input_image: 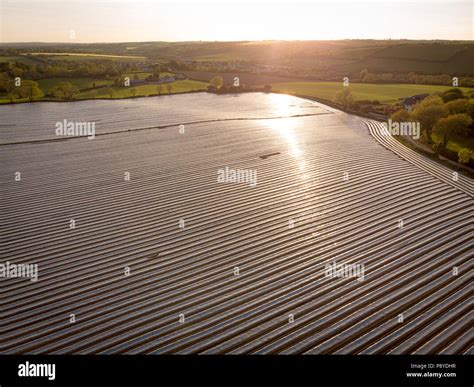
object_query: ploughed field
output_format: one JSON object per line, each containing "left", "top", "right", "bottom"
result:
{"left": 0, "top": 93, "right": 472, "bottom": 354}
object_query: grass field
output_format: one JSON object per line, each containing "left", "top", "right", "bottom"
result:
{"left": 3, "top": 40, "right": 474, "bottom": 76}
{"left": 271, "top": 82, "right": 473, "bottom": 104}
{"left": 78, "top": 80, "right": 209, "bottom": 99}
{"left": 0, "top": 80, "right": 208, "bottom": 103}
{"left": 37, "top": 77, "right": 114, "bottom": 92}
{"left": 123, "top": 72, "right": 153, "bottom": 80}
{"left": 0, "top": 55, "right": 41, "bottom": 65}
{"left": 122, "top": 72, "right": 175, "bottom": 80}
{"left": 23, "top": 52, "right": 147, "bottom": 61}
{"left": 36, "top": 73, "right": 179, "bottom": 93}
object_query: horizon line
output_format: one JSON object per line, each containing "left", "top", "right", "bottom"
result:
{"left": 2, "top": 38, "right": 473, "bottom": 45}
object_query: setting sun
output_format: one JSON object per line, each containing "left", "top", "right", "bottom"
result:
{"left": 1, "top": 0, "right": 472, "bottom": 42}
{"left": 0, "top": 0, "right": 472, "bottom": 382}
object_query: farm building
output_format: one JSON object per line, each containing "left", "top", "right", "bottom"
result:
{"left": 402, "top": 94, "right": 429, "bottom": 111}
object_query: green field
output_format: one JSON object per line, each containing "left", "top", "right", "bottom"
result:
{"left": 37, "top": 74, "right": 181, "bottom": 93}
{"left": 123, "top": 72, "right": 153, "bottom": 80}
{"left": 3, "top": 40, "right": 474, "bottom": 76}
{"left": 271, "top": 82, "right": 473, "bottom": 104}
{"left": 24, "top": 53, "right": 146, "bottom": 62}
{"left": 26, "top": 52, "right": 146, "bottom": 58}
{"left": 0, "top": 55, "right": 41, "bottom": 65}
{"left": 122, "top": 72, "right": 174, "bottom": 80}
{"left": 78, "top": 80, "right": 209, "bottom": 99}
{"left": 0, "top": 79, "right": 208, "bottom": 103}
{"left": 37, "top": 77, "right": 114, "bottom": 92}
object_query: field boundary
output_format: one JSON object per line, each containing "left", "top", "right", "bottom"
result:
{"left": 364, "top": 120, "right": 474, "bottom": 197}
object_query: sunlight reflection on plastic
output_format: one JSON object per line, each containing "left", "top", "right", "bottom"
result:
{"left": 262, "top": 117, "right": 302, "bottom": 158}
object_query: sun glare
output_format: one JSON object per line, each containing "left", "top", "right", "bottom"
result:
{"left": 263, "top": 118, "right": 302, "bottom": 158}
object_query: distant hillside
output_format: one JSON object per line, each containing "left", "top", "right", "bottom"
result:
{"left": 1, "top": 40, "right": 473, "bottom": 76}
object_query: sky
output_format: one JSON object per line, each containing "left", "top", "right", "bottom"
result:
{"left": 0, "top": 0, "right": 472, "bottom": 43}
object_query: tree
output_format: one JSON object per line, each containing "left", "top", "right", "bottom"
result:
{"left": 15, "top": 80, "right": 43, "bottom": 102}
{"left": 114, "top": 76, "right": 126, "bottom": 86}
{"left": 102, "top": 87, "right": 114, "bottom": 98}
{"left": 9, "top": 65, "right": 24, "bottom": 78}
{"left": 433, "top": 113, "right": 472, "bottom": 147}
{"left": 166, "top": 84, "right": 172, "bottom": 95}
{"left": 411, "top": 95, "right": 448, "bottom": 142}
{"left": 334, "top": 88, "right": 354, "bottom": 110}
{"left": 457, "top": 148, "right": 471, "bottom": 165}
{"left": 441, "top": 88, "right": 464, "bottom": 103}
{"left": 152, "top": 63, "right": 161, "bottom": 75}
{"left": 156, "top": 85, "right": 162, "bottom": 95}
{"left": 446, "top": 99, "right": 474, "bottom": 121}
{"left": 210, "top": 76, "right": 223, "bottom": 89}
{"left": 7, "top": 90, "right": 16, "bottom": 102}
{"left": 446, "top": 99, "right": 470, "bottom": 115}
{"left": 131, "top": 88, "right": 137, "bottom": 97}
{"left": 390, "top": 108, "right": 411, "bottom": 123}
{"left": 0, "top": 73, "right": 14, "bottom": 93}
{"left": 442, "top": 92, "right": 465, "bottom": 103}
{"left": 53, "top": 82, "right": 79, "bottom": 101}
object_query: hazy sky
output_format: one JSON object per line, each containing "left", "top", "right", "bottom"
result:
{"left": 1, "top": 0, "right": 472, "bottom": 42}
